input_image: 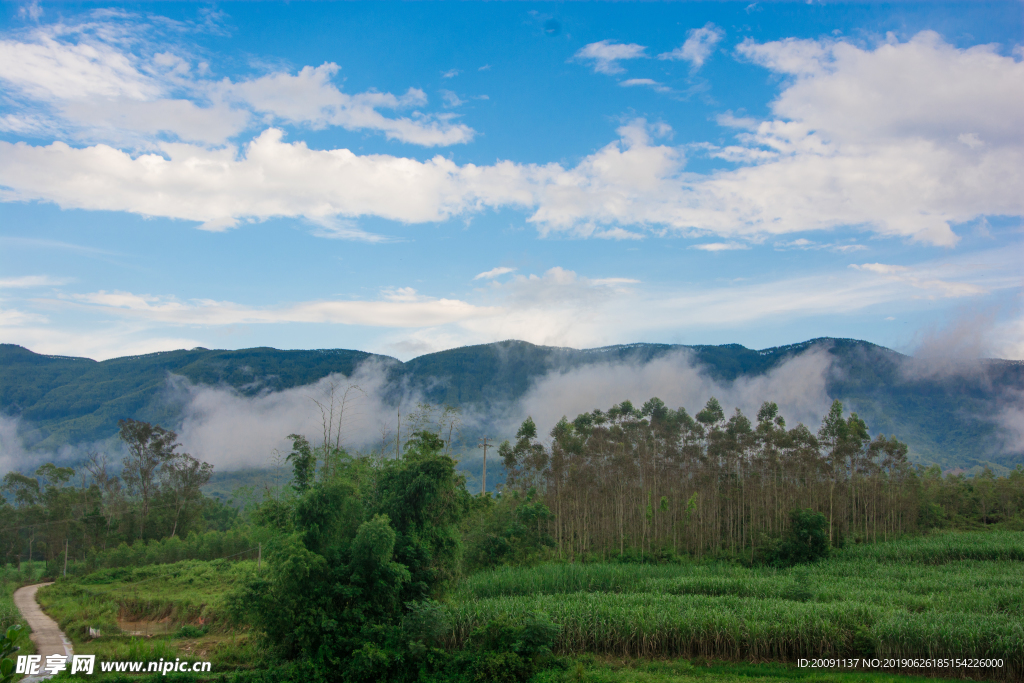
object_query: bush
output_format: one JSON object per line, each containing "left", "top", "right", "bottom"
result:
{"left": 174, "top": 624, "right": 209, "bottom": 638}
{"left": 768, "top": 508, "right": 829, "bottom": 567}
{"left": 919, "top": 502, "right": 946, "bottom": 529}
{"left": 446, "top": 614, "right": 561, "bottom": 683}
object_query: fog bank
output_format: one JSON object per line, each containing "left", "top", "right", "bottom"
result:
{"left": 510, "top": 346, "right": 835, "bottom": 438}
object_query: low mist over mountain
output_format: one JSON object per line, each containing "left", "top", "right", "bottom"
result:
{"left": 1, "top": 338, "right": 1022, "bottom": 476}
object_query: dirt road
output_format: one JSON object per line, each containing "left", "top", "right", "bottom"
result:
{"left": 12, "top": 583, "right": 73, "bottom": 682}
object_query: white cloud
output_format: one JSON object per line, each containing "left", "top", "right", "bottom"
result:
{"left": 0, "top": 306, "right": 47, "bottom": 326}
{"left": 515, "top": 346, "right": 834, "bottom": 439}
{"left": 474, "top": 266, "right": 516, "bottom": 280}
{"left": 0, "top": 28, "right": 1020, "bottom": 246}
{"left": 620, "top": 78, "right": 672, "bottom": 94}
{"left": 3, "top": 249, "right": 1016, "bottom": 361}
{"left": 0, "top": 128, "right": 534, "bottom": 230}
{"left": 59, "top": 287, "right": 498, "bottom": 328}
{"left": 0, "top": 275, "right": 69, "bottom": 288}
{"left": 0, "top": 15, "right": 473, "bottom": 148}
{"left": 736, "top": 31, "right": 1024, "bottom": 147}
{"left": 690, "top": 242, "right": 749, "bottom": 252}
{"left": 573, "top": 40, "right": 648, "bottom": 74}
{"left": 658, "top": 23, "right": 724, "bottom": 70}
{"left": 774, "top": 238, "right": 867, "bottom": 252}
{"left": 18, "top": 1, "right": 43, "bottom": 21}
{"left": 441, "top": 68, "right": 460, "bottom": 79}
{"left": 440, "top": 89, "right": 465, "bottom": 108}
{"left": 228, "top": 64, "right": 474, "bottom": 146}
{"left": 850, "top": 262, "right": 989, "bottom": 298}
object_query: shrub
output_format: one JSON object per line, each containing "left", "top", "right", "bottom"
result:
{"left": 770, "top": 508, "right": 829, "bottom": 567}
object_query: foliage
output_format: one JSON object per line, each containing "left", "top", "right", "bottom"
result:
{"left": 497, "top": 397, "right": 1024, "bottom": 565}
{"left": 0, "top": 422, "right": 218, "bottom": 572}
{"left": 444, "top": 613, "right": 561, "bottom": 683}
{"left": 767, "top": 509, "right": 830, "bottom": 567}
{"left": 0, "top": 624, "right": 21, "bottom": 683}
{"left": 285, "top": 435, "right": 316, "bottom": 494}
{"left": 174, "top": 624, "right": 209, "bottom": 638}
{"left": 462, "top": 489, "right": 555, "bottom": 572}
{"left": 63, "top": 528, "right": 258, "bottom": 576}
{"left": 231, "top": 442, "right": 471, "bottom": 681}
{"left": 38, "top": 559, "right": 257, "bottom": 640}
{"left": 445, "top": 531, "right": 1024, "bottom": 680}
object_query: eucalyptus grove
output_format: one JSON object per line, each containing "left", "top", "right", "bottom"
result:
{"left": 501, "top": 398, "right": 922, "bottom": 559}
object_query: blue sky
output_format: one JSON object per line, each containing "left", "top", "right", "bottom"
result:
{"left": 0, "top": 1, "right": 1021, "bottom": 362}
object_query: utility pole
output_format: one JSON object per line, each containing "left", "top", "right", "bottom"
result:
{"left": 63, "top": 539, "right": 68, "bottom": 578}
{"left": 478, "top": 436, "right": 490, "bottom": 495}
{"left": 257, "top": 543, "right": 262, "bottom": 572}
{"left": 396, "top": 410, "right": 401, "bottom": 460}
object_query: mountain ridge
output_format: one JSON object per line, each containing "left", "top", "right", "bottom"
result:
{"left": 2, "top": 339, "right": 1022, "bottom": 472}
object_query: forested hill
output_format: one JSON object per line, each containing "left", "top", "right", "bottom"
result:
{"left": 0, "top": 344, "right": 383, "bottom": 448}
{"left": 2, "top": 339, "right": 1022, "bottom": 472}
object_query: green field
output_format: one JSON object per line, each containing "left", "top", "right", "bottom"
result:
{"left": 444, "top": 532, "right": 1024, "bottom": 680}
{"left": 36, "top": 559, "right": 260, "bottom": 672}
{"left": 28, "top": 531, "right": 1022, "bottom": 682}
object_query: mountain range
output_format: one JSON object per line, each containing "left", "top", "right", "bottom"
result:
{"left": 1, "top": 338, "right": 1022, "bottom": 474}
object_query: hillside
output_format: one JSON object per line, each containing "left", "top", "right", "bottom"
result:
{"left": 1, "top": 339, "right": 1022, "bottom": 472}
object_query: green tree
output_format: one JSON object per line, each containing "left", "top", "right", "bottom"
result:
{"left": 774, "top": 508, "right": 830, "bottom": 566}
{"left": 164, "top": 453, "right": 213, "bottom": 537}
{"left": 285, "top": 434, "right": 316, "bottom": 493}
{"left": 118, "top": 419, "right": 179, "bottom": 540}
{"left": 233, "top": 439, "right": 470, "bottom": 682}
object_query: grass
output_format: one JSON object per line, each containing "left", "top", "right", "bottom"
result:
{"left": 0, "top": 561, "right": 46, "bottom": 663}
{"left": 38, "top": 558, "right": 256, "bottom": 639}
{"left": 35, "top": 558, "right": 263, "bottom": 674}
{"left": 533, "top": 657, "right": 1005, "bottom": 683}
{"left": 446, "top": 531, "right": 1024, "bottom": 680}
{"left": 27, "top": 531, "right": 1024, "bottom": 682}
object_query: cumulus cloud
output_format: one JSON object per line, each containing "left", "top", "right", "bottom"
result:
{"left": 659, "top": 23, "right": 724, "bottom": 70}
{"left": 0, "top": 13, "right": 473, "bottom": 148}
{"left": 573, "top": 40, "right": 648, "bottom": 74}
{"left": 0, "top": 18, "right": 1020, "bottom": 248}
{"left": 5, "top": 30, "right": 1020, "bottom": 245}
{"left": 736, "top": 32, "right": 1023, "bottom": 147}
{"left": 0, "top": 128, "right": 533, "bottom": 230}
{"left": 227, "top": 64, "right": 473, "bottom": 146}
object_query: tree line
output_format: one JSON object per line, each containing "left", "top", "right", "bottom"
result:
{"left": 498, "top": 397, "right": 1024, "bottom": 562}
{"left": 0, "top": 420, "right": 229, "bottom": 570}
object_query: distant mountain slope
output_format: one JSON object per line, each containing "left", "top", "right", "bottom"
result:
{"left": 0, "top": 344, "right": 386, "bottom": 449}
{"left": 1, "top": 339, "right": 1021, "bottom": 471}
{"left": 398, "top": 338, "right": 836, "bottom": 409}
